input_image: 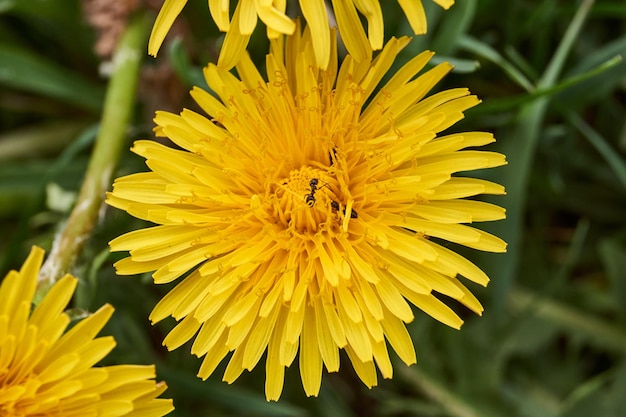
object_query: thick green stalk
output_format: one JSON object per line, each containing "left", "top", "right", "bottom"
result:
{"left": 36, "top": 14, "right": 149, "bottom": 295}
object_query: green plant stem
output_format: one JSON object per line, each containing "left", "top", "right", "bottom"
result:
{"left": 397, "top": 366, "right": 488, "bottom": 417}
{"left": 36, "top": 14, "right": 149, "bottom": 296}
{"left": 509, "top": 287, "right": 626, "bottom": 353}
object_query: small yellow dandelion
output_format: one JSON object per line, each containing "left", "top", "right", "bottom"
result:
{"left": 0, "top": 247, "right": 174, "bottom": 416}
{"left": 148, "top": 0, "right": 455, "bottom": 69}
{"left": 110, "top": 23, "right": 505, "bottom": 401}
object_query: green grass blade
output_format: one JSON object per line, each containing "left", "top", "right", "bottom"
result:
{"left": 430, "top": 0, "right": 477, "bottom": 55}
{"left": 397, "top": 365, "right": 491, "bottom": 417}
{"left": 458, "top": 36, "right": 534, "bottom": 91}
{"left": 598, "top": 238, "right": 626, "bottom": 322}
{"left": 566, "top": 111, "right": 626, "bottom": 190}
{"left": 474, "top": 55, "right": 621, "bottom": 114}
{"left": 479, "top": 0, "right": 596, "bottom": 314}
{"left": 0, "top": 45, "right": 104, "bottom": 111}
{"left": 509, "top": 287, "right": 626, "bottom": 353}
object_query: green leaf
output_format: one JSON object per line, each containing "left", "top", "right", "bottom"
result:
{"left": 557, "top": 34, "right": 626, "bottom": 107}
{"left": 559, "top": 372, "right": 612, "bottom": 417}
{"left": 458, "top": 36, "right": 534, "bottom": 91}
{"left": 474, "top": 55, "right": 622, "bottom": 114}
{"left": 607, "top": 362, "right": 626, "bottom": 417}
{"left": 476, "top": 0, "right": 597, "bottom": 315}
{"left": 2, "top": 0, "right": 77, "bottom": 19}
{"left": 431, "top": 0, "right": 477, "bottom": 55}
{"left": 2, "top": 0, "right": 97, "bottom": 70}
{"left": 0, "top": 45, "right": 104, "bottom": 111}
{"left": 598, "top": 239, "right": 626, "bottom": 322}
{"left": 0, "top": 122, "right": 88, "bottom": 161}
{"left": 566, "top": 110, "right": 626, "bottom": 190}
{"left": 509, "top": 287, "right": 626, "bottom": 353}
{"left": 430, "top": 55, "right": 480, "bottom": 73}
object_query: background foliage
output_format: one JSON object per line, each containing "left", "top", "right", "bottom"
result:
{"left": 1, "top": 0, "right": 625, "bottom": 416}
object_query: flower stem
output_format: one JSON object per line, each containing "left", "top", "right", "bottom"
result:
{"left": 37, "top": 13, "right": 149, "bottom": 297}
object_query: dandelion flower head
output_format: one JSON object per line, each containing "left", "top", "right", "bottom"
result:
{"left": 109, "top": 24, "right": 506, "bottom": 400}
{"left": 0, "top": 247, "right": 174, "bottom": 416}
{"left": 148, "top": 0, "right": 455, "bottom": 69}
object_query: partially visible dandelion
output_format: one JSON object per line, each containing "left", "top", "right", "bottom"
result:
{"left": 398, "top": 0, "right": 455, "bottom": 34}
{"left": 148, "top": 0, "right": 455, "bottom": 69}
{"left": 110, "top": 23, "right": 505, "bottom": 401}
{"left": 0, "top": 246, "right": 174, "bottom": 416}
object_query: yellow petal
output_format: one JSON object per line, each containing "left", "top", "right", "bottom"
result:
{"left": 299, "top": 0, "right": 331, "bottom": 69}
{"left": 397, "top": 0, "right": 427, "bottom": 35}
{"left": 299, "top": 307, "right": 322, "bottom": 397}
{"left": 331, "top": 0, "right": 372, "bottom": 63}
{"left": 353, "top": 0, "right": 384, "bottom": 50}
{"left": 208, "top": 0, "right": 231, "bottom": 31}
{"left": 148, "top": 0, "right": 188, "bottom": 57}
{"left": 254, "top": 0, "right": 295, "bottom": 35}
{"left": 218, "top": 3, "right": 253, "bottom": 69}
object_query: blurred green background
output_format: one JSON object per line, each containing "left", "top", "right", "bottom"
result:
{"left": 1, "top": 0, "right": 626, "bottom": 416}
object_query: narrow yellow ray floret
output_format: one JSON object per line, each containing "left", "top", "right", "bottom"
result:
{"left": 148, "top": 0, "right": 455, "bottom": 69}
{"left": 111, "top": 23, "right": 505, "bottom": 401}
{"left": 0, "top": 247, "right": 174, "bottom": 416}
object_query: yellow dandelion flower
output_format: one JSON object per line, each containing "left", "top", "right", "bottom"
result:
{"left": 110, "top": 24, "right": 506, "bottom": 401}
{"left": 148, "top": 0, "right": 454, "bottom": 69}
{"left": 0, "top": 247, "right": 174, "bottom": 416}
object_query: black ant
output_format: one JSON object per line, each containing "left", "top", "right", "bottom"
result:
{"left": 305, "top": 178, "right": 358, "bottom": 219}
{"left": 330, "top": 200, "right": 358, "bottom": 219}
{"left": 305, "top": 178, "right": 323, "bottom": 207}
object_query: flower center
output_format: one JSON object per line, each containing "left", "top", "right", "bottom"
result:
{"left": 273, "top": 166, "right": 345, "bottom": 235}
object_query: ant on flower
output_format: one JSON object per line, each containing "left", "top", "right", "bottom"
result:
{"left": 304, "top": 178, "right": 322, "bottom": 207}
{"left": 330, "top": 200, "right": 358, "bottom": 219}
{"left": 304, "top": 177, "right": 358, "bottom": 219}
